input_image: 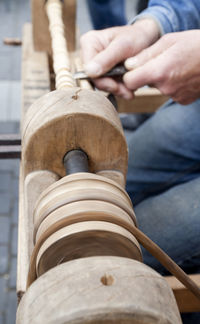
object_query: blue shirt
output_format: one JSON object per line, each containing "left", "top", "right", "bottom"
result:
{"left": 131, "top": 0, "right": 200, "bottom": 34}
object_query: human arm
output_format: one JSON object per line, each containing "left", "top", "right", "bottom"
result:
{"left": 130, "top": 0, "right": 200, "bottom": 35}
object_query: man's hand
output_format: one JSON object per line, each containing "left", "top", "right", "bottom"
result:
{"left": 80, "top": 19, "right": 160, "bottom": 99}
{"left": 124, "top": 30, "right": 200, "bottom": 105}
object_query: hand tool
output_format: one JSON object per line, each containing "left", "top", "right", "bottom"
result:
{"left": 74, "top": 64, "right": 127, "bottom": 80}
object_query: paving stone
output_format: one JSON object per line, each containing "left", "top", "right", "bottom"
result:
{"left": 0, "top": 173, "right": 12, "bottom": 193}
{"left": 0, "top": 277, "right": 8, "bottom": 313}
{"left": 5, "top": 291, "right": 17, "bottom": 324}
{"left": 13, "top": 161, "right": 20, "bottom": 179}
{"left": 11, "top": 199, "right": 18, "bottom": 226}
{"left": 11, "top": 226, "right": 18, "bottom": 257}
{"left": 0, "top": 246, "right": 9, "bottom": 275}
{"left": 0, "top": 121, "right": 19, "bottom": 134}
{"left": 8, "top": 257, "right": 17, "bottom": 290}
{"left": 0, "top": 217, "right": 10, "bottom": 244}
{"left": 0, "top": 313, "right": 5, "bottom": 324}
{"left": 0, "top": 160, "right": 19, "bottom": 174}
{"left": 11, "top": 179, "right": 19, "bottom": 198}
{"left": 0, "top": 193, "right": 11, "bottom": 215}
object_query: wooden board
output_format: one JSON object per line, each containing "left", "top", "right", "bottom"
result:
{"left": 117, "top": 88, "right": 169, "bottom": 113}
{"left": 17, "top": 23, "right": 52, "bottom": 299}
{"left": 21, "top": 23, "right": 50, "bottom": 120}
{"left": 166, "top": 274, "right": 200, "bottom": 313}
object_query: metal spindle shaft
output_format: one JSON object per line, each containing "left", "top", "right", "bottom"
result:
{"left": 63, "top": 149, "right": 89, "bottom": 175}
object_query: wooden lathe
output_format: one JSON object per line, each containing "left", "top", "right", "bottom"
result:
{"left": 15, "top": 1, "right": 200, "bottom": 323}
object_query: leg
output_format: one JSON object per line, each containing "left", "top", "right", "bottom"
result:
{"left": 87, "top": 0, "right": 127, "bottom": 30}
{"left": 126, "top": 99, "right": 200, "bottom": 323}
{"left": 126, "top": 99, "right": 200, "bottom": 205}
{"left": 134, "top": 177, "right": 200, "bottom": 273}
{"left": 135, "top": 178, "right": 200, "bottom": 324}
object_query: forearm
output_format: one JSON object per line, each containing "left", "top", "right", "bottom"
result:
{"left": 130, "top": 0, "right": 200, "bottom": 35}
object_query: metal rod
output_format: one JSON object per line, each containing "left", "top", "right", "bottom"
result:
{"left": 63, "top": 150, "right": 89, "bottom": 175}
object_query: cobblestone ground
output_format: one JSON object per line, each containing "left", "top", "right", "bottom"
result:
{"left": 0, "top": 122, "right": 20, "bottom": 324}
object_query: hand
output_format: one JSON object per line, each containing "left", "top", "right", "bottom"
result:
{"left": 80, "top": 19, "right": 160, "bottom": 99}
{"left": 124, "top": 30, "right": 200, "bottom": 105}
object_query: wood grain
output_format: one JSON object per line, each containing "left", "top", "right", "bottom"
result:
{"left": 33, "top": 173, "right": 135, "bottom": 237}
{"left": 36, "top": 221, "right": 142, "bottom": 276}
{"left": 166, "top": 274, "right": 200, "bottom": 313}
{"left": 22, "top": 89, "right": 128, "bottom": 178}
{"left": 17, "top": 257, "right": 182, "bottom": 324}
{"left": 35, "top": 200, "right": 135, "bottom": 243}
{"left": 21, "top": 24, "right": 50, "bottom": 120}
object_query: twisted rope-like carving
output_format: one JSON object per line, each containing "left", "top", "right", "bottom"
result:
{"left": 46, "top": 0, "right": 76, "bottom": 89}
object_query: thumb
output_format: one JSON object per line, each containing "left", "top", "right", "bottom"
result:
{"left": 85, "top": 38, "right": 133, "bottom": 78}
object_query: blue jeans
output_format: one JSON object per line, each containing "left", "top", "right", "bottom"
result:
{"left": 87, "top": 0, "right": 126, "bottom": 30}
{"left": 125, "top": 99, "right": 200, "bottom": 322}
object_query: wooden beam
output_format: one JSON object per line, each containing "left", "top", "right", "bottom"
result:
{"left": 166, "top": 274, "right": 200, "bottom": 313}
{"left": 17, "top": 23, "right": 51, "bottom": 299}
{"left": 117, "top": 88, "right": 168, "bottom": 113}
{"left": 21, "top": 23, "right": 50, "bottom": 120}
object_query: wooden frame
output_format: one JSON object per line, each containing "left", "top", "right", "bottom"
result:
{"left": 17, "top": 2, "right": 200, "bottom": 318}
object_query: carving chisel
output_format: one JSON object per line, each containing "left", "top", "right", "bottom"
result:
{"left": 74, "top": 65, "right": 127, "bottom": 80}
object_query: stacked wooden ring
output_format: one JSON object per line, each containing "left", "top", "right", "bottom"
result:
{"left": 28, "top": 172, "right": 142, "bottom": 283}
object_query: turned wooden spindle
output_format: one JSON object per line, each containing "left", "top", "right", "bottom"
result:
{"left": 46, "top": 0, "right": 76, "bottom": 89}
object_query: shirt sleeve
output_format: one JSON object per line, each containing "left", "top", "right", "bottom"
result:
{"left": 129, "top": 0, "right": 200, "bottom": 35}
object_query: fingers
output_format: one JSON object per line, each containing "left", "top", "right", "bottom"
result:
{"left": 124, "top": 33, "right": 175, "bottom": 71}
{"left": 81, "top": 27, "right": 124, "bottom": 77}
{"left": 81, "top": 31, "right": 105, "bottom": 64}
{"left": 123, "top": 57, "right": 164, "bottom": 91}
{"left": 84, "top": 39, "right": 133, "bottom": 77}
{"left": 81, "top": 26, "right": 138, "bottom": 78}
{"left": 94, "top": 77, "right": 134, "bottom": 100}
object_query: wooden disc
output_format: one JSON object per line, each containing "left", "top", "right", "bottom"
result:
{"left": 22, "top": 88, "right": 128, "bottom": 178}
{"left": 33, "top": 173, "right": 136, "bottom": 234}
{"left": 35, "top": 200, "right": 136, "bottom": 243}
{"left": 36, "top": 221, "right": 142, "bottom": 276}
{"left": 17, "top": 257, "right": 182, "bottom": 324}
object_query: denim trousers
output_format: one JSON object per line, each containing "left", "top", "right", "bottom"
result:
{"left": 87, "top": 0, "right": 126, "bottom": 29}
{"left": 125, "top": 99, "right": 200, "bottom": 322}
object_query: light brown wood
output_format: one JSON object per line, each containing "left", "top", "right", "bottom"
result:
{"left": 33, "top": 173, "right": 135, "bottom": 236}
{"left": 96, "top": 170, "right": 125, "bottom": 188}
{"left": 166, "top": 274, "right": 200, "bottom": 313}
{"left": 17, "top": 24, "right": 52, "bottom": 299}
{"left": 35, "top": 200, "right": 135, "bottom": 242}
{"left": 17, "top": 257, "right": 182, "bottom": 324}
{"left": 17, "top": 170, "right": 59, "bottom": 299}
{"left": 4, "top": 37, "right": 22, "bottom": 46}
{"left": 36, "top": 222, "right": 142, "bottom": 276}
{"left": 22, "top": 89, "right": 128, "bottom": 178}
{"left": 117, "top": 88, "right": 168, "bottom": 113}
{"left": 46, "top": 0, "right": 76, "bottom": 89}
{"left": 24, "top": 171, "right": 59, "bottom": 255}
{"left": 32, "top": 0, "right": 76, "bottom": 54}
{"left": 21, "top": 23, "right": 50, "bottom": 120}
